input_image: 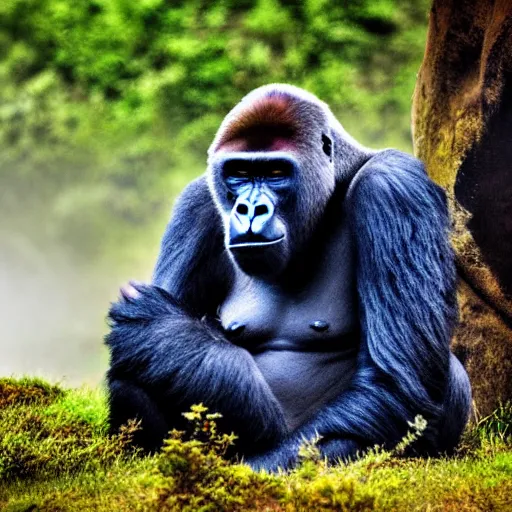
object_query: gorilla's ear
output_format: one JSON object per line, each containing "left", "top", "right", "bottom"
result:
{"left": 322, "top": 133, "right": 333, "bottom": 161}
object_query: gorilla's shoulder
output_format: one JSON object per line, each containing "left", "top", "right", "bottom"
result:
{"left": 347, "top": 149, "right": 446, "bottom": 210}
{"left": 172, "top": 174, "right": 217, "bottom": 216}
{"left": 168, "top": 175, "right": 223, "bottom": 232}
{"left": 158, "top": 174, "right": 223, "bottom": 268}
{"left": 153, "top": 174, "right": 225, "bottom": 291}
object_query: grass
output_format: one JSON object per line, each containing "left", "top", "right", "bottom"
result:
{"left": 0, "top": 378, "right": 511, "bottom": 511}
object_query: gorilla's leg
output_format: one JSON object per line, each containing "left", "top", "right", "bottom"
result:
{"left": 317, "top": 356, "right": 471, "bottom": 461}
{"left": 109, "top": 379, "right": 170, "bottom": 452}
{"left": 106, "top": 283, "right": 287, "bottom": 454}
{"left": 436, "top": 353, "right": 472, "bottom": 453}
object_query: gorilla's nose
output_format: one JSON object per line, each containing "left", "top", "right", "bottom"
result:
{"left": 233, "top": 194, "right": 274, "bottom": 235}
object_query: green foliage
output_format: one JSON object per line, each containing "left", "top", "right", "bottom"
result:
{"left": 180, "top": 403, "right": 238, "bottom": 452}
{"left": 475, "top": 402, "right": 512, "bottom": 445}
{"left": 459, "top": 402, "right": 512, "bottom": 457}
{"left": 1, "top": 379, "right": 512, "bottom": 511}
{"left": 0, "top": 0, "right": 430, "bottom": 274}
{"left": 153, "top": 425, "right": 281, "bottom": 511}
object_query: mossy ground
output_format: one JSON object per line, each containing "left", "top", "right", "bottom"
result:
{"left": 1, "top": 378, "right": 511, "bottom": 511}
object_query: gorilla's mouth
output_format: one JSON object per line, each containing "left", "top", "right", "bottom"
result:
{"left": 229, "top": 235, "right": 285, "bottom": 250}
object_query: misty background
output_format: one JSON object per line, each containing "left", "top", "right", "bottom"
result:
{"left": 0, "top": 0, "right": 429, "bottom": 385}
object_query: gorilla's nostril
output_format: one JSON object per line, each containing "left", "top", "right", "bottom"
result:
{"left": 255, "top": 204, "right": 269, "bottom": 216}
{"left": 237, "top": 203, "right": 249, "bottom": 215}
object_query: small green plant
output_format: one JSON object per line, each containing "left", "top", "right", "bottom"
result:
{"left": 152, "top": 404, "right": 281, "bottom": 511}
{"left": 476, "top": 402, "right": 512, "bottom": 443}
{"left": 459, "top": 401, "right": 512, "bottom": 456}
{"left": 393, "top": 415, "right": 428, "bottom": 455}
{"left": 180, "top": 403, "right": 237, "bottom": 455}
{"left": 297, "top": 431, "right": 323, "bottom": 464}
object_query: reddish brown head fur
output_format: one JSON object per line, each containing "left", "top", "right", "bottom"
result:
{"left": 213, "top": 93, "right": 301, "bottom": 153}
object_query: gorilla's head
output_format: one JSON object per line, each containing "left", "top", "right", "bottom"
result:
{"left": 207, "top": 84, "right": 370, "bottom": 279}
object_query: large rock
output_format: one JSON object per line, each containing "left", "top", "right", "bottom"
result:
{"left": 412, "top": 0, "right": 512, "bottom": 417}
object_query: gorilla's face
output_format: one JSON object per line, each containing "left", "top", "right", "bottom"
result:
{"left": 211, "top": 153, "right": 297, "bottom": 277}
{"left": 207, "top": 84, "right": 367, "bottom": 279}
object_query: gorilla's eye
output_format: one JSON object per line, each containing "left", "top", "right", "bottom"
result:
{"left": 223, "top": 158, "right": 293, "bottom": 181}
{"left": 322, "top": 134, "right": 332, "bottom": 159}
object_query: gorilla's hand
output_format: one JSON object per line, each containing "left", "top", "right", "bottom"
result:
{"left": 113, "top": 282, "right": 223, "bottom": 340}
{"left": 245, "top": 442, "right": 300, "bottom": 472}
{"left": 110, "top": 282, "right": 184, "bottom": 325}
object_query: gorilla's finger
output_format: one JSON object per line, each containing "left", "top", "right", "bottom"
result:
{"left": 120, "top": 282, "right": 141, "bottom": 301}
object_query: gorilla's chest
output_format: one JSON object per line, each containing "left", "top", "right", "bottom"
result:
{"left": 219, "top": 221, "right": 359, "bottom": 430}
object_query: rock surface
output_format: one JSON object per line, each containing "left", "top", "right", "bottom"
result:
{"left": 412, "top": 0, "right": 512, "bottom": 417}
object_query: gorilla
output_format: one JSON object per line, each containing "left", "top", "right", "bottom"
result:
{"left": 106, "top": 84, "right": 472, "bottom": 471}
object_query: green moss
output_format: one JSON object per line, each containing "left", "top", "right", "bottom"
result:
{"left": 0, "top": 379, "right": 137, "bottom": 482}
{"left": 0, "top": 377, "right": 63, "bottom": 408}
{"left": 1, "top": 378, "right": 511, "bottom": 511}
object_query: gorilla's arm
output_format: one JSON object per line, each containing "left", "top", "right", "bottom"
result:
{"left": 248, "top": 150, "right": 468, "bottom": 470}
{"left": 152, "top": 177, "right": 230, "bottom": 313}
{"left": 106, "top": 177, "right": 287, "bottom": 452}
